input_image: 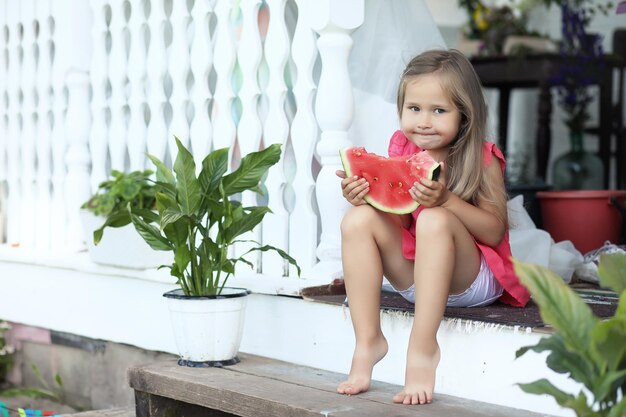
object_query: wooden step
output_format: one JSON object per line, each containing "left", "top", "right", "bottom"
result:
{"left": 128, "top": 354, "right": 552, "bottom": 417}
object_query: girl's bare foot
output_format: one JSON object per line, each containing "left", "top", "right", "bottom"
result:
{"left": 392, "top": 344, "right": 440, "bottom": 405}
{"left": 337, "top": 335, "right": 388, "bottom": 395}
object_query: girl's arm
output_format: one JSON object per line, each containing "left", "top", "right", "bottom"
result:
{"left": 411, "top": 158, "right": 507, "bottom": 247}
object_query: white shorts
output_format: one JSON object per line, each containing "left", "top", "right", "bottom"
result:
{"left": 391, "top": 254, "right": 504, "bottom": 308}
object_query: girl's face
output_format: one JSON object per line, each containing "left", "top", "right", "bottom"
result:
{"left": 400, "top": 73, "right": 461, "bottom": 161}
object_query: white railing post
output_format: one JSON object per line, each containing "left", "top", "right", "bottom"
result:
{"left": 0, "top": 0, "right": 7, "bottom": 243}
{"left": 288, "top": 0, "right": 319, "bottom": 278}
{"left": 52, "top": 0, "right": 93, "bottom": 250}
{"left": 64, "top": 71, "right": 92, "bottom": 250}
{"left": 310, "top": 0, "right": 364, "bottom": 279}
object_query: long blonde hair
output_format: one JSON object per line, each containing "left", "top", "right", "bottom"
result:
{"left": 397, "top": 49, "right": 508, "bottom": 227}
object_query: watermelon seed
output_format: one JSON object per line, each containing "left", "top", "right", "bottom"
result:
{"left": 389, "top": 183, "right": 393, "bottom": 188}
{"left": 398, "top": 182, "right": 403, "bottom": 187}
{"left": 373, "top": 177, "right": 378, "bottom": 181}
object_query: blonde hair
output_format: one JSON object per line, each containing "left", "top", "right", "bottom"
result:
{"left": 397, "top": 49, "right": 508, "bottom": 227}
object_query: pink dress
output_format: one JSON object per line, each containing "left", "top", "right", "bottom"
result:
{"left": 388, "top": 130, "right": 530, "bottom": 307}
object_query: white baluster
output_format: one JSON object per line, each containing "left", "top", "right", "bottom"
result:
{"left": 19, "top": 0, "right": 37, "bottom": 248}
{"left": 0, "top": 0, "right": 7, "bottom": 243}
{"left": 310, "top": 0, "right": 364, "bottom": 279}
{"left": 261, "top": 0, "right": 289, "bottom": 276}
{"left": 49, "top": 12, "right": 67, "bottom": 248}
{"left": 36, "top": 0, "right": 54, "bottom": 250}
{"left": 6, "top": 2, "right": 22, "bottom": 245}
{"left": 211, "top": 0, "right": 236, "bottom": 155}
{"left": 235, "top": 0, "right": 263, "bottom": 270}
{"left": 89, "top": 0, "right": 111, "bottom": 191}
{"left": 64, "top": 71, "right": 92, "bottom": 250}
{"left": 288, "top": 0, "right": 318, "bottom": 277}
{"left": 108, "top": 0, "right": 129, "bottom": 171}
{"left": 146, "top": 0, "right": 168, "bottom": 161}
{"left": 189, "top": 0, "right": 214, "bottom": 165}
{"left": 168, "top": 0, "right": 191, "bottom": 158}
{"left": 127, "top": 0, "right": 148, "bottom": 171}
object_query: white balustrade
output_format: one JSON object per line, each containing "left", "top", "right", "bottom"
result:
{"left": 211, "top": 0, "right": 236, "bottom": 154}
{"left": 289, "top": 0, "right": 318, "bottom": 277}
{"left": 64, "top": 71, "right": 92, "bottom": 250}
{"left": 20, "top": 0, "right": 37, "bottom": 248}
{"left": 127, "top": 0, "right": 148, "bottom": 171}
{"left": 261, "top": 0, "right": 290, "bottom": 276}
{"left": 36, "top": 0, "right": 54, "bottom": 250}
{"left": 234, "top": 0, "right": 263, "bottom": 271}
{"left": 0, "top": 0, "right": 370, "bottom": 286}
{"left": 6, "top": 1, "right": 22, "bottom": 245}
{"left": 168, "top": 0, "right": 191, "bottom": 157}
{"left": 49, "top": 9, "right": 68, "bottom": 249}
{"left": 89, "top": 0, "right": 111, "bottom": 190}
{"left": 0, "top": 0, "right": 9, "bottom": 243}
{"left": 189, "top": 0, "right": 214, "bottom": 165}
{"left": 146, "top": 0, "right": 168, "bottom": 161}
{"left": 108, "top": 0, "right": 129, "bottom": 172}
{"left": 310, "top": 0, "right": 364, "bottom": 279}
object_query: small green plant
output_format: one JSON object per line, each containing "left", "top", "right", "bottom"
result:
{"left": 0, "top": 364, "right": 64, "bottom": 403}
{"left": 514, "top": 252, "right": 626, "bottom": 416}
{"left": 82, "top": 169, "right": 158, "bottom": 245}
{"left": 129, "top": 138, "right": 300, "bottom": 296}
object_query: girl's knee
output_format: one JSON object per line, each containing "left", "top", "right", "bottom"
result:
{"left": 414, "top": 207, "right": 455, "bottom": 236}
{"left": 341, "top": 205, "right": 378, "bottom": 236}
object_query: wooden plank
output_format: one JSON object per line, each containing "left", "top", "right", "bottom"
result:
{"left": 128, "top": 356, "right": 551, "bottom": 417}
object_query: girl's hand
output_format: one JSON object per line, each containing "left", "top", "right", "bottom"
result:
{"left": 336, "top": 170, "right": 369, "bottom": 206}
{"left": 409, "top": 162, "right": 449, "bottom": 208}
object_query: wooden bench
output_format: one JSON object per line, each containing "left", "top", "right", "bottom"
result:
{"left": 128, "top": 354, "right": 551, "bottom": 417}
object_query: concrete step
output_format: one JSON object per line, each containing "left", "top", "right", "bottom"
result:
{"left": 128, "top": 354, "right": 554, "bottom": 417}
{"left": 61, "top": 407, "right": 135, "bottom": 417}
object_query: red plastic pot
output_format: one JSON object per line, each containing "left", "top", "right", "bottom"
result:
{"left": 536, "top": 190, "right": 626, "bottom": 254}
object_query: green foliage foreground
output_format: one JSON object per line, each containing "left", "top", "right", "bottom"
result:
{"left": 514, "top": 253, "right": 626, "bottom": 416}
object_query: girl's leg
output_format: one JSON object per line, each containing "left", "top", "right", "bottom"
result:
{"left": 393, "top": 207, "right": 481, "bottom": 405}
{"left": 337, "top": 205, "right": 414, "bottom": 395}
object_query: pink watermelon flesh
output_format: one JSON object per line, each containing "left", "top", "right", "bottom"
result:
{"left": 339, "top": 147, "right": 441, "bottom": 214}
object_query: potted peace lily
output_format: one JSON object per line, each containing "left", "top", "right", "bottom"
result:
{"left": 130, "top": 138, "right": 299, "bottom": 367}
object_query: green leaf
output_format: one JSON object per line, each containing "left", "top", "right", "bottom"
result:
{"left": 92, "top": 210, "right": 131, "bottom": 245}
{"left": 223, "top": 206, "right": 270, "bottom": 243}
{"left": 242, "top": 244, "right": 301, "bottom": 276}
{"left": 148, "top": 154, "right": 175, "bottom": 185}
{"left": 598, "top": 252, "right": 626, "bottom": 294}
{"left": 518, "top": 380, "right": 594, "bottom": 415}
{"left": 199, "top": 147, "right": 229, "bottom": 196}
{"left": 513, "top": 260, "right": 598, "bottom": 354}
{"left": 161, "top": 208, "right": 185, "bottom": 230}
{"left": 591, "top": 368, "right": 626, "bottom": 404}
{"left": 607, "top": 396, "right": 626, "bottom": 417}
{"left": 173, "top": 137, "right": 202, "bottom": 215}
{"left": 593, "top": 316, "right": 626, "bottom": 372}
{"left": 163, "top": 218, "right": 189, "bottom": 247}
{"left": 222, "top": 144, "right": 281, "bottom": 196}
{"left": 174, "top": 244, "right": 191, "bottom": 275}
{"left": 130, "top": 213, "right": 173, "bottom": 251}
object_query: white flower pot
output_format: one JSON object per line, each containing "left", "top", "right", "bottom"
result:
{"left": 163, "top": 288, "right": 250, "bottom": 367}
{"left": 80, "top": 209, "right": 171, "bottom": 269}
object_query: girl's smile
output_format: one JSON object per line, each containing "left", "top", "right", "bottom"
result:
{"left": 400, "top": 74, "right": 461, "bottom": 161}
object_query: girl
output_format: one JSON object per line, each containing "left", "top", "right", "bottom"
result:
{"left": 335, "top": 49, "right": 530, "bottom": 405}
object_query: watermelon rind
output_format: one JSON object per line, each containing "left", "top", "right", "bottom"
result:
{"left": 339, "top": 148, "right": 441, "bottom": 215}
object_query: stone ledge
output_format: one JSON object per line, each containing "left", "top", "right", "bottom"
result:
{"left": 128, "top": 354, "right": 553, "bottom": 417}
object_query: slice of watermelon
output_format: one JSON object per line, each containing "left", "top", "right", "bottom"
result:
{"left": 339, "top": 147, "right": 441, "bottom": 214}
